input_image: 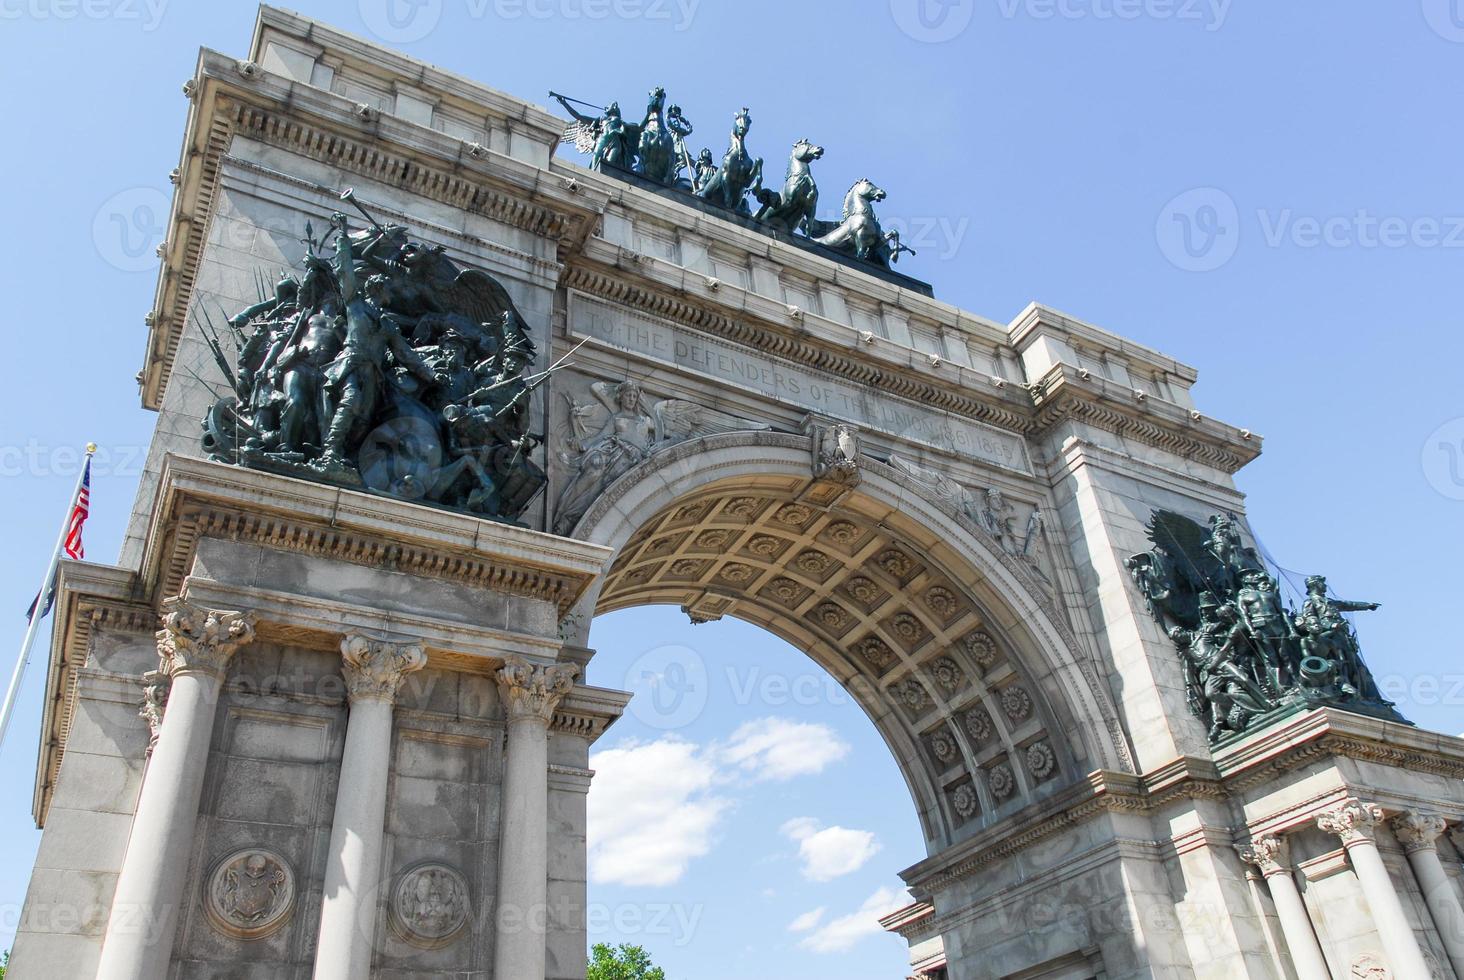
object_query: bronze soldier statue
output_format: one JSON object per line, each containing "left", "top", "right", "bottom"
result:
{"left": 315, "top": 212, "right": 436, "bottom": 474}
{"left": 1295, "top": 575, "right": 1383, "bottom": 699}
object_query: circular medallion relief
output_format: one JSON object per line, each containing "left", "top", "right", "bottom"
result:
{"left": 392, "top": 863, "right": 471, "bottom": 948}
{"left": 204, "top": 848, "right": 295, "bottom": 940}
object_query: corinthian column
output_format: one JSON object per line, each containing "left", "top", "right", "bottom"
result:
{"left": 97, "top": 601, "right": 256, "bottom": 980}
{"left": 1392, "top": 812, "right": 1464, "bottom": 978}
{"left": 493, "top": 656, "right": 579, "bottom": 980}
{"left": 1235, "top": 835, "right": 1330, "bottom": 980}
{"left": 312, "top": 635, "right": 426, "bottom": 980}
{"left": 1317, "top": 799, "right": 1434, "bottom": 979}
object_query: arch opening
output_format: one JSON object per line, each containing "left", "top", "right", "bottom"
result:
{"left": 571, "top": 433, "right": 1130, "bottom": 853}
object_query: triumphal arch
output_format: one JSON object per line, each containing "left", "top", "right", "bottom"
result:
{"left": 11, "top": 8, "right": 1464, "bottom": 979}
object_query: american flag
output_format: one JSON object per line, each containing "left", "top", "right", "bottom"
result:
{"left": 27, "top": 459, "right": 91, "bottom": 622}
{"left": 63, "top": 460, "right": 90, "bottom": 561}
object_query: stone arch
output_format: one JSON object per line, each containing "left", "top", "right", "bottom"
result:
{"left": 565, "top": 432, "right": 1133, "bottom": 852}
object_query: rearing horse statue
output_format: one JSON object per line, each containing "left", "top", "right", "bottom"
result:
{"left": 633, "top": 87, "right": 692, "bottom": 187}
{"left": 753, "top": 138, "right": 824, "bottom": 235}
{"left": 812, "top": 178, "right": 888, "bottom": 263}
{"left": 697, "top": 107, "right": 762, "bottom": 214}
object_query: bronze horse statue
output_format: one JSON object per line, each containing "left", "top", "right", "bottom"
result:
{"left": 634, "top": 86, "right": 692, "bottom": 186}
{"left": 812, "top": 178, "right": 888, "bottom": 263}
{"left": 753, "top": 138, "right": 824, "bottom": 234}
{"left": 697, "top": 107, "right": 762, "bottom": 214}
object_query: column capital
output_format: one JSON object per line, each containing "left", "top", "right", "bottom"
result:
{"left": 340, "top": 634, "right": 426, "bottom": 705}
{"left": 1316, "top": 798, "right": 1385, "bottom": 847}
{"left": 1235, "top": 834, "right": 1292, "bottom": 877}
{"left": 496, "top": 656, "right": 578, "bottom": 724}
{"left": 1391, "top": 811, "right": 1448, "bottom": 854}
{"left": 157, "top": 599, "right": 256, "bottom": 679}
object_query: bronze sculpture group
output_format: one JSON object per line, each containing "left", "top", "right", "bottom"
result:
{"left": 552, "top": 89, "right": 915, "bottom": 270}
{"left": 199, "top": 191, "right": 554, "bottom": 523}
{"left": 1126, "top": 511, "right": 1403, "bottom": 741}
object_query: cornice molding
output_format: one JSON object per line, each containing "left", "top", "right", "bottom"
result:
{"left": 560, "top": 265, "right": 1035, "bottom": 431}
{"left": 561, "top": 265, "right": 1260, "bottom": 475}
{"left": 1030, "top": 365, "right": 1260, "bottom": 474}
{"left": 141, "top": 455, "right": 610, "bottom": 617}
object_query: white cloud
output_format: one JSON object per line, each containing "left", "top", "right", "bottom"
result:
{"left": 718, "top": 718, "right": 850, "bottom": 781}
{"left": 797, "top": 887, "right": 909, "bottom": 954}
{"left": 780, "top": 818, "right": 882, "bottom": 881}
{"left": 588, "top": 737, "right": 729, "bottom": 887}
{"left": 586, "top": 720, "right": 855, "bottom": 888}
{"left": 787, "top": 907, "right": 826, "bottom": 933}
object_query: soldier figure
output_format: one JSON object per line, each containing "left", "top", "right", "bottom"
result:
{"left": 1295, "top": 575, "right": 1383, "bottom": 699}
{"left": 1171, "top": 593, "right": 1273, "bottom": 739}
{"left": 269, "top": 313, "right": 342, "bottom": 455}
{"left": 1236, "top": 570, "right": 1297, "bottom": 696}
{"left": 316, "top": 212, "right": 436, "bottom": 473}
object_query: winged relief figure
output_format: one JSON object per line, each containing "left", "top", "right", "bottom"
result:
{"left": 552, "top": 379, "right": 769, "bottom": 535}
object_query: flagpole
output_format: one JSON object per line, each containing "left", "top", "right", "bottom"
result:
{"left": 0, "top": 443, "right": 96, "bottom": 753}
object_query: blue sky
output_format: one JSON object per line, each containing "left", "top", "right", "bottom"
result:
{"left": 2, "top": 0, "right": 1463, "bottom": 975}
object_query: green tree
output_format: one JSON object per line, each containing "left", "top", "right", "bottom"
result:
{"left": 586, "top": 942, "right": 666, "bottom": 980}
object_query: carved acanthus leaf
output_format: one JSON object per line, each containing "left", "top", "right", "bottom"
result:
{"left": 496, "top": 655, "right": 579, "bottom": 722}
{"left": 340, "top": 634, "right": 427, "bottom": 704}
{"left": 157, "top": 600, "right": 257, "bottom": 678}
